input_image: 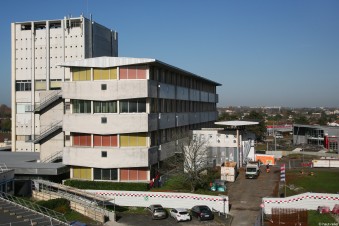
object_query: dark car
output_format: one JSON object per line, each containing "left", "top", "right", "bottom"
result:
{"left": 146, "top": 204, "right": 167, "bottom": 220}
{"left": 190, "top": 205, "right": 214, "bottom": 221}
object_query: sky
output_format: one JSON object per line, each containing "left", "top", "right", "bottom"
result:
{"left": 1, "top": 0, "right": 339, "bottom": 108}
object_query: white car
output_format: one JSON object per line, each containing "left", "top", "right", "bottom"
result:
{"left": 170, "top": 208, "right": 191, "bottom": 222}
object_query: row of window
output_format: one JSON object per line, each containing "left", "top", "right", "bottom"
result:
{"left": 149, "top": 66, "right": 216, "bottom": 93}
{"left": 72, "top": 133, "right": 147, "bottom": 147}
{"left": 70, "top": 66, "right": 216, "bottom": 93}
{"left": 71, "top": 66, "right": 146, "bottom": 81}
{"left": 15, "top": 80, "right": 62, "bottom": 91}
{"left": 71, "top": 98, "right": 215, "bottom": 114}
{"left": 72, "top": 167, "right": 148, "bottom": 181}
{"left": 72, "top": 99, "right": 147, "bottom": 114}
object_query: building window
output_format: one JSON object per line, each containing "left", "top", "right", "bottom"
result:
{"left": 50, "top": 79, "right": 62, "bottom": 90}
{"left": 15, "top": 80, "right": 31, "bottom": 91}
{"left": 101, "top": 84, "right": 107, "bottom": 90}
{"left": 72, "top": 166, "right": 92, "bottom": 180}
{"left": 120, "top": 133, "right": 147, "bottom": 147}
{"left": 94, "top": 101, "right": 117, "bottom": 113}
{"left": 120, "top": 99, "right": 146, "bottom": 113}
{"left": 101, "top": 151, "right": 107, "bottom": 158}
{"left": 94, "top": 134, "right": 118, "bottom": 147}
{"left": 94, "top": 168, "right": 118, "bottom": 181}
{"left": 72, "top": 67, "right": 91, "bottom": 81}
{"left": 72, "top": 133, "right": 92, "bottom": 146}
{"left": 93, "top": 68, "right": 117, "bottom": 80}
{"left": 119, "top": 65, "right": 147, "bottom": 79}
{"left": 35, "top": 80, "right": 47, "bottom": 91}
{"left": 120, "top": 168, "right": 148, "bottom": 181}
{"left": 72, "top": 100, "right": 91, "bottom": 113}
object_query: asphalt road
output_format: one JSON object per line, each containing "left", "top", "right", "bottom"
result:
{"left": 227, "top": 165, "right": 280, "bottom": 226}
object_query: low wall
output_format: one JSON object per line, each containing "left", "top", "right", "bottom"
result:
{"left": 266, "top": 151, "right": 338, "bottom": 159}
{"left": 88, "top": 190, "right": 229, "bottom": 213}
{"left": 32, "top": 190, "right": 106, "bottom": 223}
{"left": 312, "top": 159, "right": 339, "bottom": 168}
{"left": 263, "top": 192, "right": 339, "bottom": 214}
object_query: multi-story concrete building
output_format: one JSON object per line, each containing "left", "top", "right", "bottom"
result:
{"left": 11, "top": 16, "right": 118, "bottom": 160}
{"left": 11, "top": 15, "right": 220, "bottom": 183}
{"left": 58, "top": 57, "right": 220, "bottom": 182}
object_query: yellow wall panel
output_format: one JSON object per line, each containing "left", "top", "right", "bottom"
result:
{"left": 130, "top": 135, "right": 138, "bottom": 146}
{"left": 73, "top": 167, "right": 81, "bottom": 178}
{"left": 120, "top": 135, "right": 129, "bottom": 147}
{"left": 138, "top": 133, "right": 147, "bottom": 146}
{"left": 102, "top": 69, "right": 109, "bottom": 80}
{"left": 110, "top": 68, "right": 117, "bottom": 79}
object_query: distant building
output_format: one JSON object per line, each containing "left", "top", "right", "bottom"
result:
{"left": 266, "top": 124, "right": 292, "bottom": 136}
{"left": 293, "top": 124, "right": 339, "bottom": 152}
{"left": 192, "top": 121, "right": 258, "bottom": 169}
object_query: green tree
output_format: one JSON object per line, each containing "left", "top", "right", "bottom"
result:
{"left": 243, "top": 110, "right": 266, "bottom": 142}
{"left": 218, "top": 112, "right": 239, "bottom": 121}
{"left": 0, "top": 119, "right": 11, "bottom": 131}
{"left": 294, "top": 115, "right": 309, "bottom": 124}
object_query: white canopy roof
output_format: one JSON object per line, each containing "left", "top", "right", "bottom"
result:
{"left": 215, "top": 121, "right": 259, "bottom": 127}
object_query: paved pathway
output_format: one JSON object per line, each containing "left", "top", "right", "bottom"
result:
{"left": 227, "top": 165, "right": 280, "bottom": 226}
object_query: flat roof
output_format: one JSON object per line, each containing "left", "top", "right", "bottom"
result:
{"left": 58, "top": 56, "right": 221, "bottom": 86}
{"left": 215, "top": 121, "right": 259, "bottom": 127}
{"left": 0, "top": 152, "right": 68, "bottom": 175}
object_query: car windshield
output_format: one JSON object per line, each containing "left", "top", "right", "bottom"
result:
{"left": 200, "top": 207, "right": 210, "bottom": 213}
{"left": 179, "top": 211, "right": 188, "bottom": 215}
{"left": 154, "top": 209, "right": 165, "bottom": 213}
{"left": 247, "top": 168, "right": 257, "bottom": 172}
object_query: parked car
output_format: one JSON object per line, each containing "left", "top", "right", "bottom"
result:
{"left": 190, "top": 205, "right": 214, "bottom": 221}
{"left": 146, "top": 204, "right": 167, "bottom": 220}
{"left": 318, "top": 206, "right": 330, "bottom": 214}
{"left": 170, "top": 208, "right": 191, "bottom": 222}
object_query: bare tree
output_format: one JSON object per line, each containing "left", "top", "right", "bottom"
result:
{"left": 181, "top": 134, "right": 210, "bottom": 192}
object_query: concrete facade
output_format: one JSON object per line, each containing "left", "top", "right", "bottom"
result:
{"left": 11, "top": 16, "right": 118, "bottom": 161}
{"left": 11, "top": 16, "right": 220, "bottom": 183}
{"left": 59, "top": 57, "right": 220, "bottom": 182}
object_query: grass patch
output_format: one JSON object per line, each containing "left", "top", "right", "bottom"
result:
{"left": 286, "top": 168, "right": 339, "bottom": 196}
{"left": 34, "top": 198, "right": 97, "bottom": 224}
{"left": 308, "top": 210, "right": 337, "bottom": 226}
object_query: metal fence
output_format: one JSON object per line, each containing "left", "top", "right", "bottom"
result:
{"left": 268, "top": 208, "right": 308, "bottom": 226}
{"left": 0, "top": 191, "right": 68, "bottom": 225}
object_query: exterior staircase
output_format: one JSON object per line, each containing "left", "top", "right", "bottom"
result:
{"left": 26, "top": 90, "right": 62, "bottom": 113}
{"left": 41, "top": 150, "right": 63, "bottom": 163}
{"left": 31, "top": 121, "right": 62, "bottom": 144}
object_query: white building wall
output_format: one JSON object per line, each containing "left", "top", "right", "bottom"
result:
{"left": 62, "top": 80, "right": 150, "bottom": 101}
{"left": 63, "top": 146, "right": 158, "bottom": 168}
{"left": 263, "top": 192, "right": 339, "bottom": 214}
{"left": 89, "top": 190, "right": 229, "bottom": 214}
{"left": 63, "top": 114, "right": 149, "bottom": 134}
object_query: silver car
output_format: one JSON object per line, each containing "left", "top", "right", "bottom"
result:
{"left": 147, "top": 204, "right": 167, "bottom": 220}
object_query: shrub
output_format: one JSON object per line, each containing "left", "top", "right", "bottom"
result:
{"left": 64, "top": 180, "right": 149, "bottom": 191}
{"left": 36, "top": 198, "right": 70, "bottom": 213}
